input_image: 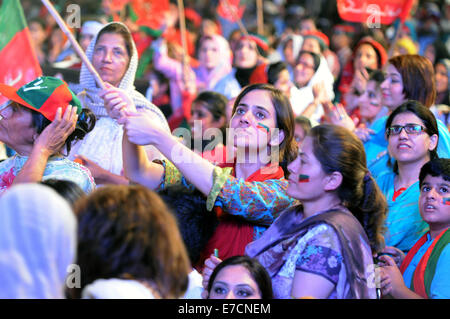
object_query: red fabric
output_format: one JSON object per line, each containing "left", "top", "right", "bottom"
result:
{"left": 249, "top": 63, "right": 268, "bottom": 84}
{"left": 217, "top": 0, "right": 245, "bottom": 22}
{"left": 132, "top": 31, "right": 152, "bottom": 58}
{"left": 400, "top": 229, "right": 449, "bottom": 298}
{"left": 131, "top": 0, "right": 170, "bottom": 30}
{"left": 195, "top": 162, "right": 284, "bottom": 271}
{"left": 202, "top": 144, "right": 228, "bottom": 165}
{"left": 163, "top": 28, "right": 196, "bottom": 58}
{"left": 392, "top": 187, "right": 406, "bottom": 202}
{"left": 337, "top": 0, "right": 413, "bottom": 24}
{"left": 412, "top": 230, "right": 446, "bottom": 298}
{"left": 184, "top": 8, "right": 202, "bottom": 28}
{"left": 0, "top": 30, "right": 42, "bottom": 106}
{"left": 152, "top": 94, "right": 170, "bottom": 108}
{"left": 337, "top": 37, "right": 387, "bottom": 107}
{"left": 302, "top": 30, "right": 330, "bottom": 47}
{"left": 167, "top": 90, "right": 194, "bottom": 131}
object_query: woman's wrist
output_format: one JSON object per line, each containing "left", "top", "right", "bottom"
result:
{"left": 31, "top": 145, "right": 53, "bottom": 160}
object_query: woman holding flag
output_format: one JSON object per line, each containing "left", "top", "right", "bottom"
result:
{"left": 68, "top": 22, "right": 170, "bottom": 185}
{"left": 117, "top": 83, "right": 298, "bottom": 267}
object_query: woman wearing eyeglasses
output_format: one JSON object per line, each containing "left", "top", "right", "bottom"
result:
{"left": 327, "top": 55, "right": 450, "bottom": 180}
{"left": 375, "top": 100, "right": 438, "bottom": 253}
{"left": 366, "top": 55, "right": 450, "bottom": 178}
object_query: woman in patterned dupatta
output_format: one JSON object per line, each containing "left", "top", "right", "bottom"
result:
{"left": 204, "top": 125, "right": 387, "bottom": 299}
{"left": 379, "top": 158, "right": 450, "bottom": 299}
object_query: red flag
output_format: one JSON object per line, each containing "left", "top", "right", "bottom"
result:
{"left": 130, "top": 0, "right": 170, "bottom": 30}
{"left": 217, "top": 0, "right": 246, "bottom": 23}
{"left": 337, "top": 0, "right": 413, "bottom": 25}
{"left": 0, "top": 0, "right": 42, "bottom": 106}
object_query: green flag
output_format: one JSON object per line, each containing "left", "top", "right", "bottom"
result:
{"left": 0, "top": 0, "right": 42, "bottom": 106}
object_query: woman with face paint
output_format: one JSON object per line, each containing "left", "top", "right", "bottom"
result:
{"left": 118, "top": 84, "right": 298, "bottom": 267}
{"left": 204, "top": 124, "right": 387, "bottom": 299}
{"left": 328, "top": 55, "right": 450, "bottom": 179}
{"left": 379, "top": 158, "right": 450, "bottom": 299}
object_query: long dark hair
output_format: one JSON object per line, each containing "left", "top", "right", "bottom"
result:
{"left": 207, "top": 255, "right": 273, "bottom": 299}
{"left": 31, "top": 108, "right": 96, "bottom": 155}
{"left": 309, "top": 124, "right": 387, "bottom": 253}
{"left": 385, "top": 100, "right": 439, "bottom": 174}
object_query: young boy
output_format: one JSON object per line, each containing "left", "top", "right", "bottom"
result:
{"left": 379, "top": 158, "right": 450, "bottom": 299}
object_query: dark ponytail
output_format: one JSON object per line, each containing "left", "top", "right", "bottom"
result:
{"left": 309, "top": 125, "right": 387, "bottom": 253}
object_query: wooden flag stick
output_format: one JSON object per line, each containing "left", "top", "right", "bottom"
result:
{"left": 41, "top": 0, "right": 106, "bottom": 90}
{"left": 256, "top": 0, "right": 264, "bottom": 35}
{"left": 176, "top": 0, "right": 189, "bottom": 84}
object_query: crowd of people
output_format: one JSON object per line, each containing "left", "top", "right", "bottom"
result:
{"left": 0, "top": 0, "right": 449, "bottom": 300}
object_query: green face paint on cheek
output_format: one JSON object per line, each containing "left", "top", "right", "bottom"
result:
{"left": 299, "top": 174, "right": 310, "bottom": 182}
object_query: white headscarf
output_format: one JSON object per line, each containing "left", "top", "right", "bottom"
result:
{"left": 82, "top": 279, "right": 155, "bottom": 299}
{"left": 69, "top": 22, "right": 170, "bottom": 174}
{"left": 195, "top": 34, "right": 232, "bottom": 91}
{"left": 74, "top": 22, "right": 169, "bottom": 122}
{"left": 0, "top": 184, "right": 76, "bottom": 299}
{"left": 290, "top": 55, "right": 335, "bottom": 123}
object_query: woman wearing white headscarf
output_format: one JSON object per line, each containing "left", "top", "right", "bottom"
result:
{"left": 276, "top": 34, "right": 304, "bottom": 80}
{"left": 69, "top": 22, "right": 170, "bottom": 185}
{"left": 0, "top": 184, "right": 76, "bottom": 299}
{"left": 290, "top": 50, "right": 335, "bottom": 124}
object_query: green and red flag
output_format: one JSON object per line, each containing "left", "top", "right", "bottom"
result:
{"left": 217, "top": 0, "right": 245, "bottom": 23}
{"left": 0, "top": 0, "right": 42, "bottom": 107}
{"left": 337, "top": 0, "right": 414, "bottom": 25}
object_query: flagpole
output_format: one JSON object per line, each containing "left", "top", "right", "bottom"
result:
{"left": 41, "top": 0, "right": 106, "bottom": 90}
{"left": 176, "top": 0, "right": 189, "bottom": 87}
{"left": 256, "top": 0, "right": 264, "bottom": 35}
{"left": 385, "top": 18, "right": 403, "bottom": 67}
{"left": 223, "top": 0, "right": 249, "bottom": 37}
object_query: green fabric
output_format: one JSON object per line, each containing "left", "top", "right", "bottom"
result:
{"left": 206, "top": 166, "right": 233, "bottom": 211}
{"left": 136, "top": 48, "right": 153, "bottom": 79}
{"left": 17, "top": 77, "right": 82, "bottom": 113}
{"left": 162, "top": 160, "right": 184, "bottom": 189}
{"left": 127, "top": 3, "right": 138, "bottom": 23}
{"left": 424, "top": 229, "right": 450, "bottom": 297}
{"left": 0, "top": 0, "right": 27, "bottom": 51}
{"left": 139, "top": 26, "right": 164, "bottom": 38}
